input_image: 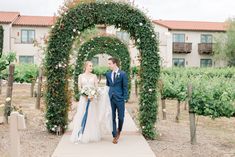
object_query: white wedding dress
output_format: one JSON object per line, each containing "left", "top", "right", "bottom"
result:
{"left": 70, "top": 74, "right": 112, "bottom": 143}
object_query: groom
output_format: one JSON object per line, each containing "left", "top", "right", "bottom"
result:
{"left": 106, "top": 57, "right": 128, "bottom": 144}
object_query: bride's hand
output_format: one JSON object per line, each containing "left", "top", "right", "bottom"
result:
{"left": 87, "top": 96, "right": 94, "bottom": 102}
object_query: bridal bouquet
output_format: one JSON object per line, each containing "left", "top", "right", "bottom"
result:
{"left": 80, "top": 87, "right": 99, "bottom": 99}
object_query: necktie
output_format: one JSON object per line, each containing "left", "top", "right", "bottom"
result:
{"left": 113, "top": 72, "right": 116, "bottom": 82}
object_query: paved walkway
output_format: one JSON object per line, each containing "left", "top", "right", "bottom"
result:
{"left": 52, "top": 110, "right": 155, "bottom": 157}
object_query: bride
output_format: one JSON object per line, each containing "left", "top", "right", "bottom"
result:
{"left": 70, "top": 61, "right": 112, "bottom": 143}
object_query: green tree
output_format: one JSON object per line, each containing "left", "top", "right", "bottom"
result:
{"left": 226, "top": 19, "right": 235, "bottom": 66}
{"left": 214, "top": 19, "right": 235, "bottom": 66}
{"left": 0, "top": 52, "right": 16, "bottom": 94}
{"left": 0, "top": 52, "right": 16, "bottom": 72}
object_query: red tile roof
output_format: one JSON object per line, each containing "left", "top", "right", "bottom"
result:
{"left": 0, "top": 11, "right": 20, "bottom": 23}
{"left": 153, "top": 20, "right": 226, "bottom": 32}
{"left": 13, "top": 15, "right": 55, "bottom": 27}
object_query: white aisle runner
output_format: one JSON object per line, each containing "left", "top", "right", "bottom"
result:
{"left": 52, "top": 108, "right": 156, "bottom": 157}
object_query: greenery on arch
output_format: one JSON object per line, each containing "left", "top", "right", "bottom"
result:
{"left": 45, "top": 2, "right": 160, "bottom": 139}
{"left": 74, "top": 36, "right": 131, "bottom": 101}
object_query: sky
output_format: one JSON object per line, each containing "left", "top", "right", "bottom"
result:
{"left": 0, "top": 0, "right": 235, "bottom": 22}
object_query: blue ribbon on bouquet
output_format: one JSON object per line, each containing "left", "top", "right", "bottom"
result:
{"left": 78, "top": 98, "right": 91, "bottom": 137}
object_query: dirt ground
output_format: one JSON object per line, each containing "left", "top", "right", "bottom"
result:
{"left": 127, "top": 92, "right": 235, "bottom": 157}
{"left": 0, "top": 83, "right": 61, "bottom": 157}
{"left": 0, "top": 83, "right": 235, "bottom": 157}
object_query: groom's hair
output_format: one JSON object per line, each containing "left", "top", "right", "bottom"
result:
{"left": 108, "top": 57, "right": 120, "bottom": 67}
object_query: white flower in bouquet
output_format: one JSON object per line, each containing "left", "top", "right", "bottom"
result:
{"left": 88, "top": 88, "right": 99, "bottom": 98}
{"left": 90, "top": 90, "right": 96, "bottom": 96}
{"left": 81, "top": 87, "right": 99, "bottom": 99}
{"left": 80, "top": 88, "right": 85, "bottom": 94}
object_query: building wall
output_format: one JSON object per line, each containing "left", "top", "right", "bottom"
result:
{"left": 11, "top": 26, "right": 49, "bottom": 64}
{"left": 154, "top": 24, "right": 172, "bottom": 67}
{"left": 1, "top": 18, "right": 227, "bottom": 68}
{"left": 171, "top": 30, "right": 215, "bottom": 67}
{"left": 153, "top": 23, "right": 226, "bottom": 67}
{"left": 1, "top": 23, "right": 11, "bottom": 53}
{"left": 94, "top": 54, "right": 110, "bottom": 66}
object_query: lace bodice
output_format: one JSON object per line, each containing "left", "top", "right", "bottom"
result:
{"left": 78, "top": 73, "right": 98, "bottom": 89}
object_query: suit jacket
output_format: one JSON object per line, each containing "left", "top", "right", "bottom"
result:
{"left": 106, "top": 70, "right": 128, "bottom": 102}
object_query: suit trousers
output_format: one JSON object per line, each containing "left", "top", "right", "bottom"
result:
{"left": 110, "top": 97, "right": 125, "bottom": 137}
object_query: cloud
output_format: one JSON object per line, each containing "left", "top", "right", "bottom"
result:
{"left": 134, "top": 0, "right": 235, "bottom": 21}
{"left": 0, "top": 0, "right": 64, "bottom": 16}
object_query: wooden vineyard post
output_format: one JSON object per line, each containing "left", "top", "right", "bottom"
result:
{"left": 159, "top": 79, "right": 166, "bottom": 120}
{"left": 4, "top": 64, "right": 15, "bottom": 123}
{"left": 0, "top": 76, "right": 2, "bottom": 94}
{"left": 30, "top": 79, "right": 35, "bottom": 97}
{"left": 184, "top": 99, "right": 187, "bottom": 110}
{"left": 188, "top": 83, "right": 196, "bottom": 144}
{"left": 36, "top": 67, "right": 43, "bottom": 109}
{"left": 162, "top": 99, "right": 166, "bottom": 120}
{"left": 175, "top": 100, "right": 180, "bottom": 122}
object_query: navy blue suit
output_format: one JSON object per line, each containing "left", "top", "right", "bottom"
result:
{"left": 106, "top": 70, "right": 128, "bottom": 137}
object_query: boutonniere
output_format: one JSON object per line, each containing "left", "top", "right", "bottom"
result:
{"left": 117, "top": 72, "right": 120, "bottom": 78}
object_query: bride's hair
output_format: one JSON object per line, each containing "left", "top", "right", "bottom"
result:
{"left": 83, "top": 61, "right": 93, "bottom": 72}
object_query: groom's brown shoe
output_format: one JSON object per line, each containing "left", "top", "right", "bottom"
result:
{"left": 116, "top": 130, "right": 121, "bottom": 140}
{"left": 112, "top": 137, "right": 118, "bottom": 144}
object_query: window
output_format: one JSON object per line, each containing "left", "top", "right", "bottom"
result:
{"left": 92, "top": 57, "right": 99, "bottom": 66}
{"left": 201, "top": 34, "right": 212, "bottom": 43}
{"left": 172, "top": 58, "right": 185, "bottom": 67}
{"left": 21, "top": 30, "right": 35, "bottom": 43}
{"left": 200, "top": 59, "right": 212, "bottom": 67}
{"left": 19, "top": 56, "right": 34, "bottom": 64}
{"left": 173, "top": 34, "right": 185, "bottom": 42}
{"left": 116, "top": 31, "right": 130, "bottom": 44}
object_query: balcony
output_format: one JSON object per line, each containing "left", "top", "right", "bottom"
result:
{"left": 198, "top": 43, "right": 213, "bottom": 55}
{"left": 173, "top": 42, "right": 192, "bottom": 54}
